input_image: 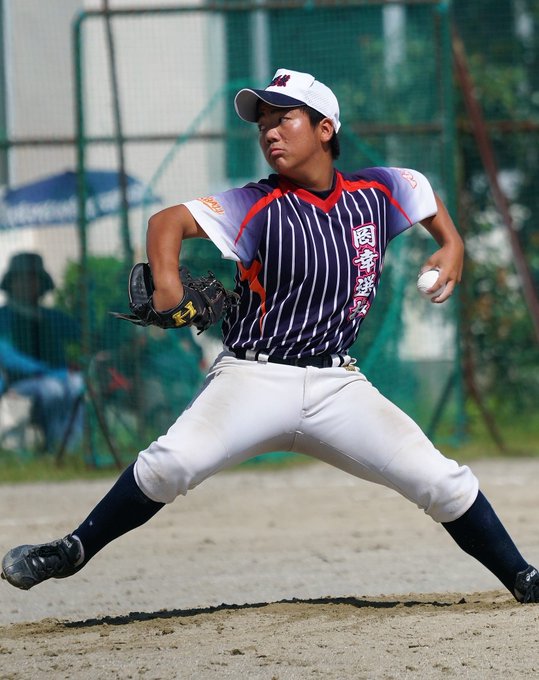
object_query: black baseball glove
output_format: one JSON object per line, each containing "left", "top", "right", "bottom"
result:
{"left": 111, "top": 262, "right": 239, "bottom": 333}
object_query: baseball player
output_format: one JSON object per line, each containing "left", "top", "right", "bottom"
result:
{"left": 2, "top": 68, "right": 538, "bottom": 603}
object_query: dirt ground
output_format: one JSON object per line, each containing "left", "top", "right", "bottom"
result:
{"left": 1, "top": 457, "right": 539, "bottom": 679}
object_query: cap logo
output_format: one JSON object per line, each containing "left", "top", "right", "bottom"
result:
{"left": 269, "top": 74, "right": 290, "bottom": 88}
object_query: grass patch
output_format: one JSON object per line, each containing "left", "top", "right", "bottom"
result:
{"left": 0, "top": 450, "right": 130, "bottom": 483}
{"left": 1, "top": 417, "right": 538, "bottom": 485}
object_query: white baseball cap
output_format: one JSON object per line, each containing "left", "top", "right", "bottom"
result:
{"left": 234, "top": 68, "right": 341, "bottom": 133}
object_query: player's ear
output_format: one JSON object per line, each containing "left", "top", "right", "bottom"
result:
{"left": 319, "top": 118, "right": 335, "bottom": 143}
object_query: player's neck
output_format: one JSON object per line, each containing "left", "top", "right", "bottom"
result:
{"left": 280, "top": 165, "right": 335, "bottom": 193}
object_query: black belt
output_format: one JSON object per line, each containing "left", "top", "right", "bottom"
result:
{"left": 230, "top": 348, "right": 342, "bottom": 368}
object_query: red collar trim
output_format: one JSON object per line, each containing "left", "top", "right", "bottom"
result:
{"left": 278, "top": 172, "right": 343, "bottom": 212}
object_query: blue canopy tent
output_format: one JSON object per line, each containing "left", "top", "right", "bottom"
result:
{"left": 0, "top": 169, "right": 160, "bottom": 230}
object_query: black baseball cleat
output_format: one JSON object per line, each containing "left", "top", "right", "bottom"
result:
{"left": 514, "top": 565, "right": 539, "bottom": 603}
{"left": 1, "top": 535, "right": 83, "bottom": 590}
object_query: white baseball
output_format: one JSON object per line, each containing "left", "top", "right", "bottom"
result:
{"left": 417, "top": 268, "right": 446, "bottom": 300}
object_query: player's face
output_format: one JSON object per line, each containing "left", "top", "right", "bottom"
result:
{"left": 256, "top": 104, "right": 330, "bottom": 183}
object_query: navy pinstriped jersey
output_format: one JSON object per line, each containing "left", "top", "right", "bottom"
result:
{"left": 183, "top": 167, "right": 437, "bottom": 358}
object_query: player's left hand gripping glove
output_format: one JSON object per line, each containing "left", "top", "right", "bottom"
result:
{"left": 112, "top": 262, "right": 239, "bottom": 333}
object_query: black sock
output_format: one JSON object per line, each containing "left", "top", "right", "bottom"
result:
{"left": 442, "top": 490, "right": 528, "bottom": 595}
{"left": 72, "top": 462, "right": 164, "bottom": 563}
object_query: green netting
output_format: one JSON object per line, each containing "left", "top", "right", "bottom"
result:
{"left": 6, "top": 1, "right": 539, "bottom": 465}
{"left": 72, "top": 1, "right": 461, "bottom": 466}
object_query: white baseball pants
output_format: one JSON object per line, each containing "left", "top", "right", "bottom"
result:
{"left": 134, "top": 351, "right": 478, "bottom": 523}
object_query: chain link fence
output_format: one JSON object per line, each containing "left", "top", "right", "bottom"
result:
{"left": 0, "top": 0, "right": 537, "bottom": 465}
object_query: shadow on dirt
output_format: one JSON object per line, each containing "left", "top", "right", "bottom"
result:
{"left": 63, "top": 594, "right": 465, "bottom": 629}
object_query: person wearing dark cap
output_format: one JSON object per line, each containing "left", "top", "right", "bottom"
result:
{"left": 0, "top": 252, "right": 83, "bottom": 451}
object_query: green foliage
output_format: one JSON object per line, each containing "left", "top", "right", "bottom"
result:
{"left": 55, "top": 256, "right": 135, "bottom": 353}
{"left": 451, "top": 1, "right": 539, "bottom": 418}
{"left": 463, "top": 257, "right": 539, "bottom": 413}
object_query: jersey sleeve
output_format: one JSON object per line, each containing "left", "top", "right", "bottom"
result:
{"left": 183, "top": 183, "right": 270, "bottom": 265}
{"left": 362, "top": 167, "right": 438, "bottom": 238}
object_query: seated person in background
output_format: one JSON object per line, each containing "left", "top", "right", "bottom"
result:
{"left": 0, "top": 252, "right": 83, "bottom": 452}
